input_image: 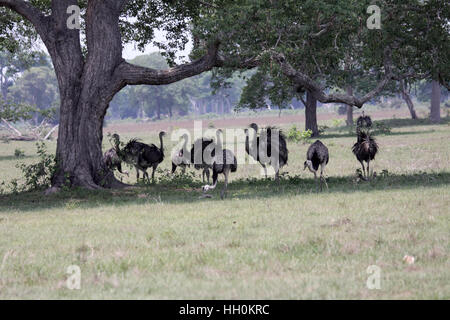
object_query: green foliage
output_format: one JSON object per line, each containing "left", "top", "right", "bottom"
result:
{"left": 194, "top": 0, "right": 449, "bottom": 112}
{"left": 0, "top": 98, "right": 35, "bottom": 122}
{"left": 7, "top": 65, "right": 59, "bottom": 121}
{"left": 287, "top": 125, "right": 312, "bottom": 144}
{"left": 156, "top": 169, "right": 199, "bottom": 188}
{"left": 14, "top": 148, "right": 25, "bottom": 158}
{"left": 332, "top": 119, "right": 345, "bottom": 128}
{"left": 16, "top": 142, "right": 57, "bottom": 192}
{"left": 318, "top": 125, "right": 329, "bottom": 135}
{"left": 374, "top": 121, "right": 392, "bottom": 135}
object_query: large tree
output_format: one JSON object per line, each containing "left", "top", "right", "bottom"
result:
{"left": 194, "top": 0, "right": 449, "bottom": 130}
{"left": 0, "top": 0, "right": 224, "bottom": 190}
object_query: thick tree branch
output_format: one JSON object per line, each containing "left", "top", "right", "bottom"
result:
{"left": 0, "top": 0, "right": 49, "bottom": 36}
{"left": 273, "top": 47, "right": 395, "bottom": 108}
{"left": 115, "top": 41, "right": 223, "bottom": 86}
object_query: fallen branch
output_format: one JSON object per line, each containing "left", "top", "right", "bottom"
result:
{"left": 1, "top": 118, "right": 22, "bottom": 136}
{"left": 43, "top": 124, "right": 58, "bottom": 140}
{"left": 5, "top": 135, "right": 36, "bottom": 141}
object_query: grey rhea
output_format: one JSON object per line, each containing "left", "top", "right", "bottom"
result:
{"left": 245, "top": 123, "right": 288, "bottom": 182}
{"left": 202, "top": 129, "right": 237, "bottom": 199}
{"left": 304, "top": 140, "right": 329, "bottom": 191}
{"left": 171, "top": 133, "right": 191, "bottom": 175}
{"left": 102, "top": 133, "right": 128, "bottom": 177}
{"left": 122, "top": 131, "right": 166, "bottom": 183}
{"left": 352, "top": 113, "right": 378, "bottom": 180}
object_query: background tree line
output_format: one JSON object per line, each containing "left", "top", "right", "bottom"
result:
{"left": 2, "top": 48, "right": 446, "bottom": 128}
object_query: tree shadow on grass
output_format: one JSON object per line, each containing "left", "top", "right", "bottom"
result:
{"left": 0, "top": 171, "right": 449, "bottom": 213}
{"left": 377, "top": 116, "right": 450, "bottom": 128}
{"left": 320, "top": 129, "right": 437, "bottom": 140}
{"left": 320, "top": 116, "right": 449, "bottom": 139}
{"left": 0, "top": 155, "right": 36, "bottom": 162}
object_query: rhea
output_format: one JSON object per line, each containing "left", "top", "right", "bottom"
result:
{"left": 202, "top": 129, "right": 237, "bottom": 199}
{"left": 171, "top": 133, "right": 191, "bottom": 175}
{"left": 304, "top": 140, "right": 329, "bottom": 191}
{"left": 352, "top": 130, "right": 378, "bottom": 180}
{"left": 102, "top": 133, "right": 129, "bottom": 177}
{"left": 190, "top": 137, "right": 216, "bottom": 183}
{"left": 245, "top": 123, "right": 288, "bottom": 181}
{"left": 122, "top": 131, "right": 166, "bottom": 183}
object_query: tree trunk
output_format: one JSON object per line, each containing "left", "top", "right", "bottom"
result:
{"left": 400, "top": 80, "right": 417, "bottom": 119}
{"left": 430, "top": 80, "right": 441, "bottom": 123}
{"left": 305, "top": 90, "right": 319, "bottom": 137}
{"left": 0, "top": 0, "right": 222, "bottom": 191}
{"left": 53, "top": 98, "right": 116, "bottom": 189}
{"left": 48, "top": 0, "right": 126, "bottom": 190}
{"left": 346, "top": 86, "right": 353, "bottom": 126}
{"left": 168, "top": 104, "right": 173, "bottom": 118}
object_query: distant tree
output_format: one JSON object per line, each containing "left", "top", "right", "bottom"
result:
{"left": 8, "top": 66, "right": 58, "bottom": 124}
{"left": 0, "top": 49, "right": 49, "bottom": 99}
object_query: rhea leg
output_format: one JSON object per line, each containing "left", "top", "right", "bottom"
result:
{"left": 261, "top": 164, "right": 267, "bottom": 179}
{"left": 275, "top": 168, "right": 280, "bottom": 184}
{"left": 314, "top": 171, "right": 319, "bottom": 192}
{"left": 136, "top": 167, "right": 140, "bottom": 181}
{"left": 151, "top": 164, "right": 157, "bottom": 183}
{"left": 320, "top": 164, "right": 328, "bottom": 190}
{"left": 205, "top": 169, "right": 210, "bottom": 184}
{"left": 171, "top": 162, "right": 177, "bottom": 174}
{"left": 203, "top": 170, "right": 218, "bottom": 194}
{"left": 359, "top": 160, "right": 366, "bottom": 179}
{"left": 367, "top": 160, "right": 370, "bottom": 180}
{"left": 221, "top": 167, "right": 230, "bottom": 199}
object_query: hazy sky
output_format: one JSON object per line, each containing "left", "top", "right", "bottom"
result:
{"left": 39, "top": 29, "right": 192, "bottom": 62}
{"left": 121, "top": 30, "right": 193, "bottom": 61}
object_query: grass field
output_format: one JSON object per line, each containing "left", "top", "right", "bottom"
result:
{"left": 0, "top": 109, "right": 449, "bottom": 299}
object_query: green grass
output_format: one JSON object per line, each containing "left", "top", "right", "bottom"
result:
{"left": 0, "top": 114, "right": 449, "bottom": 299}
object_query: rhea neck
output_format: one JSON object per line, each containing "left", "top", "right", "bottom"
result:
{"left": 216, "top": 129, "right": 223, "bottom": 151}
{"left": 181, "top": 134, "right": 188, "bottom": 149}
{"left": 159, "top": 132, "right": 165, "bottom": 152}
{"left": 305, "top": 160, "right": 316, "bottom": 173}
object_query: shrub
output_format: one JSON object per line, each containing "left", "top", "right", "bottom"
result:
{"left": 14, "top": 148, "right": 25, "bottom": 158}
{"left": 287, "top": 125, "right": 312, "bottom": 144}
{"left": 16, "top": 142, "right": 57, "bottom": 191}
{"left": 318, "top": 125, "right": 329, "bottom": 135}
{"left": 332, "top": 119, "right": 345, "bottom": 128}
{"left": 374, "top": 121, "right": 392, "bottom": 134}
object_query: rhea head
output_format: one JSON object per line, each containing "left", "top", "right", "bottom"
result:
{"left": 249, "top": 123, "right": 259, "bottom": 132}
{"left": 304, "top": 160, "right": 315, "bottom": 173}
